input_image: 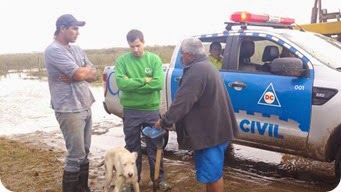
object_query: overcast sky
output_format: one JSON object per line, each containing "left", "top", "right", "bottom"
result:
{"left": 0, "top": 0, "right": 340, "bottom": 54}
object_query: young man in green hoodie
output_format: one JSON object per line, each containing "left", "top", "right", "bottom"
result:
{"left": 114, "top": 29, "right": 171, "bottom": 191}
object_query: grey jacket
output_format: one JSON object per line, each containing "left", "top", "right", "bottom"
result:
{"left": 160, "top": 55, "right": 238, "bottom": 150}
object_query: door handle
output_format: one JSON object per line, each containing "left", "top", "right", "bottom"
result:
{"left": 228, "top": 81, "right": 247, "bottom": 89}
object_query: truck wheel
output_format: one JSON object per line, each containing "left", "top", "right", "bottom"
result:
{"left": 336, "top": 146, "right": 341, "bottom": 178}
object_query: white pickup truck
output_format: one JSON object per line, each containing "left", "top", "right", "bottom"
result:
{"left": 102, "top": 12, "right": 341, "bottom": 178}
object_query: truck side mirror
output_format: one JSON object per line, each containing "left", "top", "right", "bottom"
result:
{"left": 270, "top": 57, "right": 308, "bottom": 77}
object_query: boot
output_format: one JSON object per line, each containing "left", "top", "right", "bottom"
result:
{"left": 62, "top": 170, "right": 79, "bottom": 192}
{"left": 78, "top": 163, "right": 90, "bottom": 192}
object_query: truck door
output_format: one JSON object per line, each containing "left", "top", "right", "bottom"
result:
{"left": 221, "top": 34, "right": 313, "bottom": 152}
{"left": 165, "top": 45, "right": 183, "bottom": 108}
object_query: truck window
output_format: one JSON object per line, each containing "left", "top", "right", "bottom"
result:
{"left": 237, "top": 37, "right": 302, "bottom": 75}
{"left": 202, "top": 41, "right": 226, "bottom": 70}
{"left": 282, "top": 32, "right": 341, "bottom": 69}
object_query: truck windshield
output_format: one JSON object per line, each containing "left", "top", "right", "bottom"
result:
{"left": 282, "top": 31, "right": 341, "bottom": 69}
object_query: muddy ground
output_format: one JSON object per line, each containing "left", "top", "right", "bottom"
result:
{"left": 0, "top": 133, "right": 339, "bottom": 192}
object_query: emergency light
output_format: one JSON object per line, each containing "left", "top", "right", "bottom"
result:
{"left": 230, "top": 11, "right": 295, "bottom": 25}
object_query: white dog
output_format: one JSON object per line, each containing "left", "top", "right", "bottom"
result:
{"left": 99, "top": 146, "right": 139, "bottom": 192}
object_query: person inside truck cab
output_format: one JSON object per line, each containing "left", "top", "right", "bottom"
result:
{"left": 238, "top": 40, "right": 256, "bottom": 72}
{"left": 280, "top": 47, "right": 295, "bottom": 58}
{"left": 208, "top": 41, "right": 223, "bottom": 69}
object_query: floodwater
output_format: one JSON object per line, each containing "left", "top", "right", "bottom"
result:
{"left": 0, "top": 72, "right": 340, "bottom": 192}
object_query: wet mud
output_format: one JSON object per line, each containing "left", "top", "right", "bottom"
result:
{"left": 8, "top": 129, "right": 339, "bottom": 192}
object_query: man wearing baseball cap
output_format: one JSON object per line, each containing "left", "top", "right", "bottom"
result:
{"left": 54, "top": 14, "right": 85, "bottom": 36}
{"left": 44, "top": 14, "right": 97, "bottom": 192}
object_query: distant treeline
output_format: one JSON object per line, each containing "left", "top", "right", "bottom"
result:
{"left": 0, "top": 45, "right": 175, "bottom": 82}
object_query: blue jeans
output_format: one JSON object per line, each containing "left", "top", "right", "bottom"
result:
{"left": 123, "top": 109, "right": 164, "bottom": 182}
{"left": 55, "top": 109, "right": 92, "bottom": 172}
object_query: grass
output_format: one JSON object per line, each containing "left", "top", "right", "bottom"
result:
{"left": 0, "top": 45, "right": 175, "bottom": 85}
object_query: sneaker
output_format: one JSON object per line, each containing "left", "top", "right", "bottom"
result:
{"left": 120, "top": 183, "right": 132, "bottom": 192}
{"left": 158, "top": 181, "right": 172, "bottom": 191}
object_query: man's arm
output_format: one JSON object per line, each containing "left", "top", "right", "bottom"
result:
{"left": 85, "top": 66, "right": 97, "bottom": 82}
{"left": 115, "top": 60, "right": 147, "bottom": 91}
{"left": 158, "top": 67, "right": 205, "bottom": 128}
{"left": 135, "top": 57, "right": 164, "bottom": 93}
{"left": 72, "top": 64, "right": 97, "bottom": 82}
{"left": 59, "top": 65, "right": 97, "bottom": 83}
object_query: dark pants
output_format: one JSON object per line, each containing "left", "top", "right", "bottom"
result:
{"left": 123, "top": 109, "right": 164, "bottom": 182}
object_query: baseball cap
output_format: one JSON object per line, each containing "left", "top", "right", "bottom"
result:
{"left": 54, "top": 14, "right": 85, "bottom": 36}
{"left": 56, "top": 14, "right": 85, "bottom": 28}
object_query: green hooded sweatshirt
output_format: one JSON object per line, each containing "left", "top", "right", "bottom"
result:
{"left": 115, "top": 51, "right": 164, "bottom": 110}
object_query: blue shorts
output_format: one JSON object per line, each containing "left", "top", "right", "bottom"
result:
{"left": 194, "top": 142, "right": 228, "bottom": 183}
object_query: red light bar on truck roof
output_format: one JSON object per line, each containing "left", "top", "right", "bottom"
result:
{"left": 230, "top": 11, "right": 295, "bottom": 25}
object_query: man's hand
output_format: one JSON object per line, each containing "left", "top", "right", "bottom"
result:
{"left": 146, "top": 77, "right": 152, "bottom": 83}
{"left": 155, "top": 119, "right": 161, "bottom": 129}
{"left": 155, "top": 119, "right": 175, "bottom": 131}
{"left": 59, "top": 74, "right": 73, "bottom": 83}
{"left": 124, "top": 75, "right": 129, "bottom": 79}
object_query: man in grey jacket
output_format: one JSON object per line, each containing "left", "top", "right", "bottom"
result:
{"left": 155, "top": 37, "right": 238, "bottom": 192}
{"left": 45, "top": 14, "right": 97, "bottom": 192}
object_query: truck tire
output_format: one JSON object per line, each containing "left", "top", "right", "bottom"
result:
{"left": 336, "top": 146, "right": 341, "bottom": 178}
